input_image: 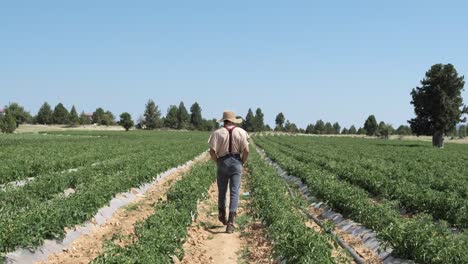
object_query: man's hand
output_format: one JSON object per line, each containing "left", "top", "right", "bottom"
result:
{"left": 209, "top": 148, "right": 218, "bottom": 163}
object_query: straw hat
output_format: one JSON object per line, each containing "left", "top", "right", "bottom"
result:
{"left": 218, "top": 111, "right": 243, "bottom": 123}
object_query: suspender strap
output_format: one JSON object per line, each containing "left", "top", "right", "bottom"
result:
{"left": 225, "top": 126, "right": 236, "bottom": 154}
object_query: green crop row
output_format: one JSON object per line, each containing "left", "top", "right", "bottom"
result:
{"left": 256, "top": 136, "right": 468, "bottom": 227}
{"left": 0, "top": 131, "right": 208, "bottom": 254}
{"left": 247, "top": 144, "right": 335, "bottom": 263}
{"left": 262, "top": 135, "right": 468, "bottom": 198}
{"left": 93, "top": 161, "right": 216, "bottom": 263}
{"left": 254, "top": 136, "right": 468, "bottom": 264}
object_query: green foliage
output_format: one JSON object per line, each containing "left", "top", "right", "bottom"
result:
{"left": 5, "top": 102, "right": 31, "bottom": 126}
{"left": 341, "top": 127, "right": 349, "bottom": 134}
{"left": 459, "top": 125, "right": 467, "bottom": 138}
{"left": 92, "top": 108, "right": 114, "bottom": 126}
{"left": 364, "top": 115, "right": 378, "bottom": 136}
{"left": 93, "top": 161, "right": 215, "bottom": 263}
{"left": 37, "top": 102, "right": 54, "bottom": 125}
{"left": 102, "top": 111, "right": 115, "bottom": 126}
{"left": 305, "top": 124, "right": 314, "bottom": 134}
{"left": 190, "top": 102, "right": 203, "bottom": 129}
{"left": 0, "top": 113, "right": 17, "bottom": 133}
{"left": 119, "top": 112, "right": 134, "bottom": 131}
{"left": 92, "top": 108, "right": 105, "bottom": 124}
{"left": 396, "top": 125, "right": 412, "bottom": 135}
{"left": 314, "top": 119, "right": 325, "bottom": 134}
{"left": 332, "top": 122, "right": 341, "bottom": 134}
{"left": 348, "top": 125, "right": 357, "bottom": 134}
{"left": 409, "top": 63, "right": 467, "bottom": 137}
{"left": 164, "top": 105, "right": 179, "bottom": 129}
{"left": 0, "top": 131, "right": 209, "bottom": 253}
{"left": 357, "top": 127, "right": 367, "bottom": 135}
{"left": 284, "top": 120, "right": 298, "bottom": 133}
{"left": 253, "top": 108, "right": 265, "bottom": 131}
{"left": 255, "top": 135, "right": 468, "bottom": 264}
{"left": 144, "top": 99, "right": 162, "bottom": 129}
{"left": 275, "top": 112, "right": 285, "bottom": 130}
{"left": 52, "top": 103, "right": 70, "bottom": 124}
{"left": 247, "top": 146, "right": 334, "bottom": 263}
{"left": 243, "top": 108, "right": 255, "bottom": 132}
{"left": 377, "top": 121, "right": 393, "bottom": 139}
{"left": 79, "top": 111, "right": 91, "bottom": 125}
{"left": 69, "top": 106, "right": 80, "bottom": 127}
{"left": 324, "top": 122, "right": 333, "bottom": 134}
{"left": 200, "top": 118, "right": 218, "bottom": 131}
{"left": 177, "top": 101, "right": 190, "bottom": 129}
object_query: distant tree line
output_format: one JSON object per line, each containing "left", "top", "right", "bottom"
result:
{"left": 139, "top": 99, "right": 218, "bottom": 131}
{"left": 3, "top": 64, "right": 467, "bottom": 141}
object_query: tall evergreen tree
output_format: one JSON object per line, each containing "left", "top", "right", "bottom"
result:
{"left": 324, "top": 122, "right": 334, "bottom": 134}
{"left": 275, "top": 112, "right": 285, "bottom": 131}
{"left": 341, "top": 127, "right": 349, "bottom": 134}
{"left": 0, "top": 113, "right": 17, "bottom": 133}
{"left": 314, "top": 120, "right": 325, "bottom": 134}
{"left": 254, "top": 108, "right": 265, "bottom": 131}
{"left": 364, "top": 115, "right": 378, "bottom": 136}
{"left": 165, "top": 105, "right": 179, "bottom": 129}
{"left": 79, "top": 111, "right": 91, "bottom": 125}
{"left": 177, "top": 101, "right": 190, "bottom": 129}
{"left": 409, "top": 63, "right": 467, "bottom": 148}
{"left": 348, "top": 125, "right": 357, "bottom": 134}
{"left": 243, "top": 109, "right": 255, "bottom": 132}
{"left": 69, "top": 105, "right": 79, "bottom": 126}
{"left": 332, "top": 122, "right": 341, "bottom": 134}
{"left": 305, "top": 124, "right": 314, "bottom": 134}
{"left": 144, "top": 99, "right": 162, "bottom": 129}
{"left": 37, "top": 102, "right": 53, "bottom": 125}
{"left": 53, "top": 103, "right": 70, "bottom": 124}
{"left": 190, "top": 102, "right": 203, "bottom": 129}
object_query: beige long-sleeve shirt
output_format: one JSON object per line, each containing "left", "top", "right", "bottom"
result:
{"left": 208, "top": 126, "right": 249, "bottom": 158}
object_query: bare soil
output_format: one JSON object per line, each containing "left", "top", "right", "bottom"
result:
{"left": 178, "top": 172, "right": 274, "bottom": 264}
{"left": 38, "top": 153, "right": 209, "bottom": 264}
{"left": 178, "top": 183, "right": 243, "bottom": 264}
{"left": 309, "top": 207, "right": 382, "bottom": 264}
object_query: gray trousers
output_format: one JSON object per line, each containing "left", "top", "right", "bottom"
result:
{"left": 217, "top": 155, "right": 242, "bottom": 213}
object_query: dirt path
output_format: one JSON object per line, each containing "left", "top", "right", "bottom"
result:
{"left": 179, "top": 171, "right": 274, "bottom": 264}
{"left": 178, "top": 182, "right": 242, "bottom": 264}
{"left": 39, "top": 153, "right": 209, "bottom": 264}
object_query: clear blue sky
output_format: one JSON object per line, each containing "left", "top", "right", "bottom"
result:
{"left": 1, "top": 1, "right": 468, "bottom": 128}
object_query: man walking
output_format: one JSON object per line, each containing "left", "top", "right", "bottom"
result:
{"left": 208, "top": 111, "right": 249, "bottom": 234}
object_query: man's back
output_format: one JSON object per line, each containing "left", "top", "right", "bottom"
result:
{"left": 208, "top": 126, "right": 249, "bottom": 158}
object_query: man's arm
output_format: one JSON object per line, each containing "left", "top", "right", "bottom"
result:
{"left": 242, "top": 148, "right": 249, "bottom": 166}
{"left": 210, "top": 148, "right": 218, "bottom": 162}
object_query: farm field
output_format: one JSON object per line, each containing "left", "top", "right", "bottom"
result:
{"left": 1, "top": 130, "right": 468, "bottom": 264}
{"left": 254, "top": 135, "right": 468, "bottom": 264}
{"left": 0, "top": 131, "right": 209, "bottom": 255}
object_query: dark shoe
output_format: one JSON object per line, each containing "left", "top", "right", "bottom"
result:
{"left": 218, "top": 208, "right": 227, "bottom": 225}
{"left": 226, "top": 211, "right": 237, "bottom": 234}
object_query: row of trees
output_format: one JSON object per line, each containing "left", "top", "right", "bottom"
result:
{"left": 37, "top": 103, "right": 116, "bottom": 126}
{"left": 0, "top": 100, "right": 221, "bottom": 133}
{"left": 140, "top": 100, "right": 218, "bottom": 131}
{"left": 3, "top": 62, "right": 467, "bottom": 144}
